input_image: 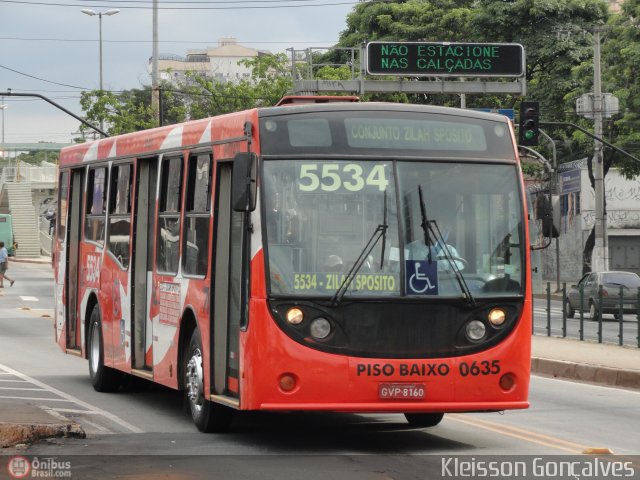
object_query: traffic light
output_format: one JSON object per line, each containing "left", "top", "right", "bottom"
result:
{"left": 518, "top": 101, "right": 539, "bottom": 146}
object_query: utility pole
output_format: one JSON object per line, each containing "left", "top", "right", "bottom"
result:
{"left": 591, "top": 27, "right": 607, "bottom": 272}
{"left": 540, "top": 129, "right": 559, "bottom": 291}
{"left": 151, "top": 0, "right": 160, "bottom": 125}
{"left": 81, "top": 8, "right": 120, "bottom": 136}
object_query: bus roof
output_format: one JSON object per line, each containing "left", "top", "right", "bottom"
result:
{"left": 59, "top": 101, "right": 512, "bottom": 167}
{"left": 58, "top": 108, "right": 257, "bottom": 167}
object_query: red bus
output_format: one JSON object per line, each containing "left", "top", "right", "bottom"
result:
{"left": 54, "top": 98, "right": 533, "bottom": 432}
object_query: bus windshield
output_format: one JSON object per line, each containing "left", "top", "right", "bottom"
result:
{"left": 263, "top": 160, "right": 524, "bottom": 299}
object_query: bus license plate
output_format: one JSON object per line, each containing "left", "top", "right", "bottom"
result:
{"left": 378, "top": 383, "right": 425, "bottom": 400}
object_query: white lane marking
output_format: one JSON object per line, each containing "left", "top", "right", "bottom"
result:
{"left": 77, "top": 418, "right": 112, "bottom": 434}
{"left": 50, "top": 408, "right": 99, "bottom": 415}
{"left": 533, "top": 308, "right": 562, "bottom": 314}
{"left": 0, "top": 395, "right": 71, "bottom": 402}
{"left": 0, "top": 363, "right": 143, "bottom": 433}
{"left": 0, "top": 386, "right": 45, "bottom": 391}
{"left": 0, "top": 379, "right": 28, "bottom": 382}
{"left": 41, "top": 406, "right": 113, "bottom": 434}
{"left": 39, "top": 406, "right": 70, "bottom": 422}
{"left": 19, "top": 296, "right": 39, "bottom": 302}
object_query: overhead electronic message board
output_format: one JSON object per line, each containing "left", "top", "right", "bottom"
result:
{"left": 366, "top": 42, "right": 525, "bottom": 77}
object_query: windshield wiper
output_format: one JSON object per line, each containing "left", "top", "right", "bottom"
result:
{"left": 418, "top": 186, "right": 434, "bottom": 264}
{"left": 380, "top": 190, "right": 388, "bottom": 270}
{"left": 331, "top": 221, "right": 388, "bottom": 307}
{"left": 417, "top": 185, "right": 476, "bottom": 307}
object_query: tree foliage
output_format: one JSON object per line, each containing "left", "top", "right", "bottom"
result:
{"left": 12, "top": 150, "right": 59, "bottom": 165}
{"left": 78, "top": 53, "right": 292, "bottom": 137}
{"left": 75, "top": 0, "right": 640, "bottom": 276}
{"left": 598, "top": 0, "right": 640, "bottom": 178}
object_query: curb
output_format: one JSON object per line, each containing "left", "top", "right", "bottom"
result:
{"left": 532, "top": 357, "right": 640, "bottom": 390}
{"left": 0, "top": 422, "right": 85, "bottom": 448}
{"left": 10, "top": 257, "right": 51, "bottom": 265}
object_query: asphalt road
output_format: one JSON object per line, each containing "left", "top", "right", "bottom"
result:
{"left": 1, "top": 263, "right": 639, "bottom": 479}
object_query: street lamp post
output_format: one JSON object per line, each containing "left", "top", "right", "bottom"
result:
{"left": 0, "top": 102, "right": 7, "bottom": 159}
{"left": 81, "top": 8, "right": 120, "bottom": 133}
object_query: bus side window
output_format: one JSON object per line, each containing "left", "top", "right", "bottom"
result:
{"left": 157, "top": 156, "right": 183, "bottom": 275}
{"left": 108, "top": 164, "right": 133, "bottom": 269}
{"left": 85, "top": 166, "right": 107, "bottom": 246}
{"left": 183, "top": 153, "right": 212, "bottom": 277}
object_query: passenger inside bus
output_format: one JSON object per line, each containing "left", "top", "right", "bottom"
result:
{"left": 406, "top": 218, "right": 466, "bottom": 272}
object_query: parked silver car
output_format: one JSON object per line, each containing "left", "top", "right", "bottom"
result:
{"left": 565, "top": 271, "right": 640, "bottom": 319}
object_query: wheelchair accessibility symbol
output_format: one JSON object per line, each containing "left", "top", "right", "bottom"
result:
{"left": 406, "top": 260, "right": 438, "bottom": 295}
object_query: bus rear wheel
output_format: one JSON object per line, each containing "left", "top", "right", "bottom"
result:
{"left": 88, "top": 305, "right": 121, "bottom": 392}
{"left": 184, "top": 327, "right": 233, "bottom": 433}
{"left": 404, "top": 413, "right": 444, "bottom": 428}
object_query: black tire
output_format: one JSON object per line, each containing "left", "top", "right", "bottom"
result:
{"left": 88, "top": 305, "right": 122, "bottom": 392}
{"left": 564, "top": 300, "right": 575, "bottom": 319}
{"left": 589, "top": 301, "right": 599, "bottom": 321}
{"left": 404, "top": 413, "right": 444, "bottom": 428}
{"left": 184, "top": 328, "right": 233, "bottom": 433}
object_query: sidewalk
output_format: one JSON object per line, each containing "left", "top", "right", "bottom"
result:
{"left": 11, "top": 255, "right": 51, "bottom": 265}
{"left": 531, "top": 335, "right": 640, "bottom": 389}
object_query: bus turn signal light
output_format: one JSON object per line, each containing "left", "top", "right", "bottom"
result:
{"left": 286, "top": 308, "right": 304, "bottom": 325}
{"left": 488, "top": 308, "right": 506, "bottom": 327}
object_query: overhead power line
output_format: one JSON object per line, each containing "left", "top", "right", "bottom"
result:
{"left": 1, "top": 0, "right": 358, "bottom": 9}
{"left": 0, "top": 64, "right": 90, "bottom": 90}
{"left": 53, "top": 0, "right": 346, "bottom": 3}
{"left": 0, "top": 36, "right": 339, "bottom": 44}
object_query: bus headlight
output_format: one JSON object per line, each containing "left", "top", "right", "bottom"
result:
{"left": 286, "top": 307, "right": 304, "bottom": 325}
{"left": 465, "top": 320, "right": 486, "bottom": 342}
{"left": 310, "top": 317, "right": 331, "bottom": 340}
{"left": 488, "top": 308, "right": 506, "bottom": 327}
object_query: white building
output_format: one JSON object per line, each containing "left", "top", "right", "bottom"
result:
{"left": 151, "top": 38, "right": 268, "bottom": 84}
{"left": 539, "top": 158, "right": 640, "bottom": 281}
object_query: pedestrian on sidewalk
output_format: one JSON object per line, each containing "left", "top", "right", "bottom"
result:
{"left": 0, "top": 241, "right": 15, "bottom": 288}
{"left": 49, "top": 212, "right": 56, "bottom": 237}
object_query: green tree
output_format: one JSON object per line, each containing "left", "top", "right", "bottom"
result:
{"left": 331, "top": 0, "right": 609, "bottom": 111}
{"left": 471, "top": 0, "right": 609, "bottom": 115}
{"left": 565, "top": 0, "right": 640, "bottom": 273}
{"left": 599, "top": 0, "right": 640, "bottom": 178}
{"left": 79, "top": 89, "right": 156, "bottom": 137}
{"left": 78, "top": 53, "right": 293, "bottom": 136}
{"left": 333, "top": 0, "right": 476, "bottom": 106}
{"left": 14, "top": 150, "right": 59, "bottom": 165}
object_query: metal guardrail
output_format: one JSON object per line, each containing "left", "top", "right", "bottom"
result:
{"left": 536, "top": 281, "right": 640, "bottom": 348}
{"left": 0, "top": 165, "right": 57, "bottom": 184}
{"left": 39, "top": 216, "right": 53, "bottom": 256}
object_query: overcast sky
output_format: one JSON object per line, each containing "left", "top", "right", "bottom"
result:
{"left": 0, "top": 0, "right": 356, "bottom": 145}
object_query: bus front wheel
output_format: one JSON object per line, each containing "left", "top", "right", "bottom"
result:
{"left": 184, "top": 328, "right": 233, "bottom": 433}
{"left": 88, "top": 305, "right": 121, "bottom": 392}
{"left": 404, "top": 412, "right": 444, "bottom": 428}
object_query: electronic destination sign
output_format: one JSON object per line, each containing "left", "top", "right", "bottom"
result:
{"left": 366, "top": 42, "right": 525, "bottom": 77}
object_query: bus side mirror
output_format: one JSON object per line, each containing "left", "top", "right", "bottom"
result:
{"left": 541, "top": 194, "right": 560, "bottom": 238}
{"left": 232, "top": 152, "right": 258, "bottom": 212}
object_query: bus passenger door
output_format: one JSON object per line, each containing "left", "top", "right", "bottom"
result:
{"left": 54, "top": 171, "right": 69, "bottom": 351}
{"left": 212, "top": 162, "right": 245, "bottom": 400}
{"left": 131, "top": 156, "right": 158, "bottom": 372}
{"left": 65, "top": 168, "right": 84, "bottom": 351}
